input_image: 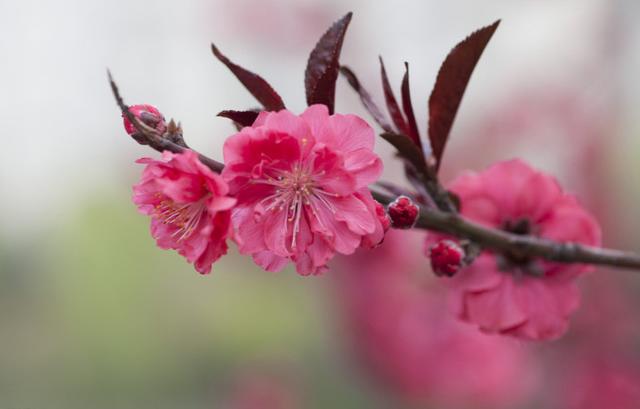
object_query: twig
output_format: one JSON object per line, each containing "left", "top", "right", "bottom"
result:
{"left": 109, "top": 75, "right": 640, "bottom": 271}
{"left": 372, "top": 190, "right": 640, "bottom": 270}
{"left": 108, "top": 71, "right": 224, "bottom": 173}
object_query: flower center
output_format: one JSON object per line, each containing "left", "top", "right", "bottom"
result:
{"left": 498, "top": 217, "right": 544, "bottom": 276}
{"left": 503, "top": 218, "right": 532, "bottom": 236}
{"left": 154, "top": 196, "right": 208, "bottom": 242}
{"left": 255, "top": 162, "right": 338, "bottom": 249}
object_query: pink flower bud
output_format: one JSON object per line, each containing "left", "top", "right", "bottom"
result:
{"left": 361, "top": 201, "right": 392, "bottom": 249}
{"left": 123, "top": 104, "right": 166, "bottom": 135}
{"left": 375, "top": 201, "right": 392, "bottom": 233}
{"left": 387, "top": 195, "right": 419, "bottom": 229}
{"left": 429, "top": 239, "right": 465, "bottom": 277}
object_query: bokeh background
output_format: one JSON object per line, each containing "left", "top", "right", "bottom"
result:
{"left": 2, "top": 0, "right": 640, "bottom": 408}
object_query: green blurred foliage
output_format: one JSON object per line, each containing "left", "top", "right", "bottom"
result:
{"left": 0, "top": 193, "right": 385, "bottom": 409}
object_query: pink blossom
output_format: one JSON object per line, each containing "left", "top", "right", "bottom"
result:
{"left": 336, "top": 230, "right": 537, "bottom": 408}
{"left": 133, "top": 150, "right": 236, "bottom": 274}
{"left": 123, "top": 104, "right": 166, "bottom": 135}
{"left": 222, "top": 105, "right": 384, "bottom": 275}
{"left": 431, "top": 159, "right": 601, "bottom": 340}
{"left": 387, "top": 195, "right": 419, "bottom": 229}
{"left": 361, "top": 200, "right": 391, "bottom": 248}
{"left": 430, "top": 239, "right": 465, "bottom": 277}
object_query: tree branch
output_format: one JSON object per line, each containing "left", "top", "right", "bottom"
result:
{"left": 108, "top": 71, "right": 224, "bottom": 173}
{"left": 372, "top": 190, "right": 640, "bottom": 270}
{"left": 109, "top": 74, "right": 640, "bottom": 272}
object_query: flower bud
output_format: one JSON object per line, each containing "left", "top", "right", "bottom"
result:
{"left": 123, "top": 104, "right": 166, "bottom": 135}
{"left": 375, "top": 201, "right": 392, "bottom": 233}
{"left": 387, "top": 195, "right": 419, "bottom": 229}
{"left": 361, "top": 201, "right": 391, "bottom": 249}
{"left": 429, "top": 239, "right": 465, "bottom": 277}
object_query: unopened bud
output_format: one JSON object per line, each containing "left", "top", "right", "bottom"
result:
{"left": 429, "top": 239, "right": 465, "bottom": 277}
{"left": 387, "top": 195, "right": 419, "bottom": 229}
{"left": 361, "top": 201, "right": 391, "bottom": 249}
{"left": 123, "top": 104, "right": 166, "bottom": 135}
{"left": 375, "top": 201, "right": 392, "bottom": 233}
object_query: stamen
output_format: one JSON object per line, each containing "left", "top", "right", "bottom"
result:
{"left": 253, "top": 158, "right": 343, "bottom": 251}
{"left": 154, "top": 197, "right": 208, "bottom": 242}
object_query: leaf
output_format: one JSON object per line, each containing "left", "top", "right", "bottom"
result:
{"left": 211, "top": 43, "right": 286, "bottom": 111}
{"left": 428, "top": 20, "right": 500, "bottom": 171}
{"left": 305, "top": 12, "right": 353, "bottom": 114}
{"left": 400, "top": 62, "right": 421, "bottom": 148}
{"left": 339, "top": 65, "right": 393, "bottom": 132}
{"left": 379, "top": 57, "right": 409, "bottom": 136}
{"left": 217, "top": 110, "right": 260, "bottom": 128}
{"left": 380, "top": 132, "right": 427, "bottom": 173}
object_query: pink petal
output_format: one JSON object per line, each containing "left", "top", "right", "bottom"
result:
{"left": 315, "top": 112, "right": 376, "bottom": 153}
{"left": 461, "top": 277, "right": 528, "bottom": 332}
{"left": 505, "top": 278, "right": 578, "bottom": 340}
{"left": 332, "top": 195, "right": 377, "bottom": 235}
{"left": 262, "top": 208, "right": 291, "bottom": 257}
{"left": 232, "top": 206, "right": 267, "bottom": 254}
{"left": 253, "top": 251, "right": 288, "bottom": 272}
{"left": 343, "top": 148, "right": 383, "bottom": 187}
{"left": 300, "top": 104, "right": 330, "bottom": 137}
{"left": 451, "top": 255, "right": 503, "bottom": 292}
{"left": 540, "top": 202, "right": 601, "bottom": 246}
{"left": 260, "top": 109, "right": 315, "bottom": 156}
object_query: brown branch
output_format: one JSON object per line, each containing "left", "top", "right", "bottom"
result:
{"left": 108, "top": 71, "right": 224, "bottom": 173}
{"left": 109, "top": 74, "right": 640, "bottom": 272}
{"left": 372, "top": 190, "right": 640, "bottom": 271}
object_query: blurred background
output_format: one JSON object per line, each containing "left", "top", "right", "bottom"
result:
{"left": 2, "top": 0, "right": 640, "bottom": 408}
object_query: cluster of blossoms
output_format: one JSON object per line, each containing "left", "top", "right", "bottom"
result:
{"left": 115, "top": 12, "right": 616, "bottom": 344}
{"left": 128, "top": 105, "right": 388, "bottom": 275}
{"left": 125, "top": 105, "right": 600, "bottom": 341}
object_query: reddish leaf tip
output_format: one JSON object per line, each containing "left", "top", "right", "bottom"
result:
{"left": 217, "top": 109, "right": 260, "bottom": 128}
{"left": 427, "top": 20, "right": 501, "bottom": 172}
{"left": 339, "top": 65, "right": 394, "bottom": 132}
{"left": 400, "top": 61, "right": 421, "bottom": 148}
{"left": 379, "top": 56, "right": 410, "bottom": 137}
{"left": 211, "top": 43, "right": 286, "bottom": 112}
{"left": 304, "top": 12, "right": 354, "bottom": 114}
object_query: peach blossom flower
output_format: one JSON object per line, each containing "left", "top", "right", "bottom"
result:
{"left": 133, "top": 150, "right": 235, "bottom": 274}
{"left": 222, "top": 105, "right": 384, "bottom": 275}
{"left": 432, "top": 159, "right": 601, "bottom": 340}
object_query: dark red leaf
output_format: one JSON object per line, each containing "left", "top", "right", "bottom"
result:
{"left": 400, "top": 62, "right": 421, "bottom": 147}
{"left": 217, "top": 110, "right": 260, "bottom": 128}
{"left": 211, "top": 43, "right": 285, "bottom": 112}
{"left": 339, "top": 65, "right": 393, "bottom": 132}
{"left": 380, "top": 132, "right": 427, "bottom": 173}
{"left": 305, "top": 12, "right": 353, "bottom": 114}
{"left": 379, "top": 57, "right": 410, "bottom": 136}
{"left": 428, "top": 20, "right": 500, "bottom": 171}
